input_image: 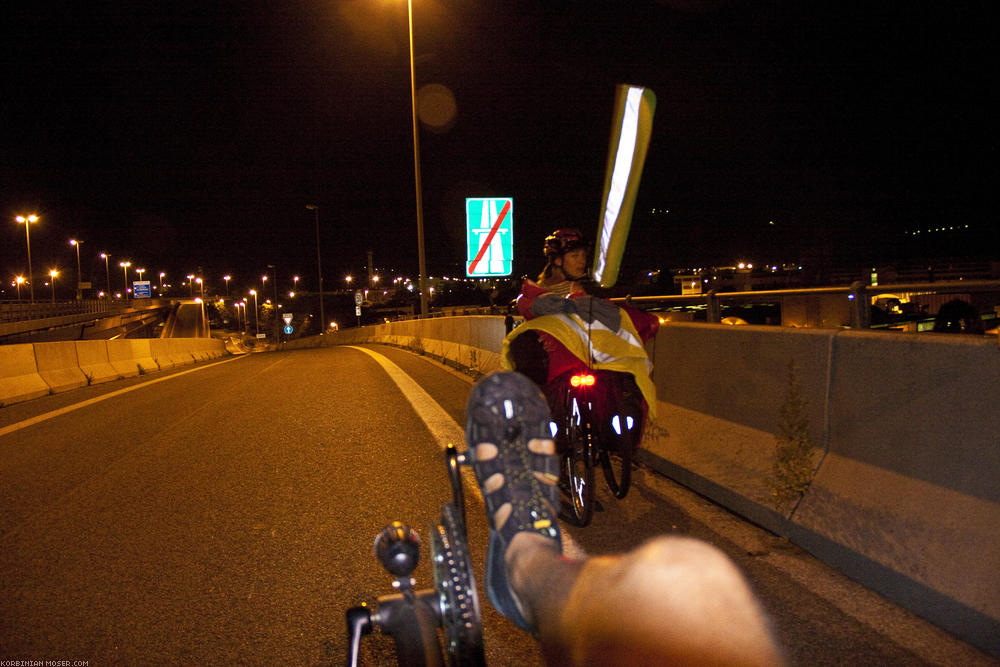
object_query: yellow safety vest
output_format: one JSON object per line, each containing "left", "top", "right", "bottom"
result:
{"left": 501, "top": 311, "right": 657, "bottom": 419}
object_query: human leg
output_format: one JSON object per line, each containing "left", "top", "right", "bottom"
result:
{"left": 467, "top": 371, "right": 784, "bottom": 666}
{"left": 521, "top": 536, "right": 786, "bottom": 666}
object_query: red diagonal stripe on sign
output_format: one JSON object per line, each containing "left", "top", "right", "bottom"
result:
{"left": 468, "top": 199, "right": 511, "bottom": 274}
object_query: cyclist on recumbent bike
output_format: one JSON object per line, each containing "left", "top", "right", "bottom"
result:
{"left": 501, "top": 228, "right": 659, "bottom": 522}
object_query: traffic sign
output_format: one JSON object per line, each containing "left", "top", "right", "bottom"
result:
{"left": 283, "top": 325, "right": 294, "bottom": 334}
{"left": 466, "top": 197, "right": 513, "bottom": 277}
{"left": 282, "top": 313, "right": 293, "bottom": 325}
{"left": 133, "top": 281, "right": 151, "bottom": 298}
{"left": 354, "top": 291, "right": 363, "bottom": 305}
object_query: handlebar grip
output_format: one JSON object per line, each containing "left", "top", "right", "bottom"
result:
{"left": 374, "top": 522, "right": 421, "bottom": 577}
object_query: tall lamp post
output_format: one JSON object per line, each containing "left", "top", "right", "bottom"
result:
{"left": 406, "top": 0, "right": 429, "bottom": 317}
{"left": 120, "top": 261, "right": 131, "bottom": 300}
{"left": 100, "top": 253, "right": 111, "bottom": 298}
{"left": 48, "top": 269, "right": 58, "bottom": 303}
{"left": 306, "top": 204, "right": 326, "bottom": 334}
{"left": 69, "top": 239, "right": 83, "bottom": 300}
{"left": 268, "top": 264, "right": 279, "bottom": 340}
{"left": 15, "top": 276, "right": 25, "bottom": 300}
{"left": 250, "top": 289, "right": 259, "bottom": 336}
{"left": 15, "top": 214, "right": 38, "bottom": 303}
{"left": 223, "top": 274, "right": 231, "bottom": 296}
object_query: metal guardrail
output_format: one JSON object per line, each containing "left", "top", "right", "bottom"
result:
{"left": 615, "top": 280, "right": 1000, "bottom": 328}
{"left": 387, "top": 280, "right": 1000, "bottom": 330}
{"left": 0, "top": 299, "right": 116, "bottom": 323}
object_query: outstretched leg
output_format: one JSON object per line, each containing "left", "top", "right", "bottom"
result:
{"left": 467, "top": 371, "right": 784, "bottom": 666}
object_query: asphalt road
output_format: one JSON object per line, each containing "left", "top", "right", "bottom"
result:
{"left": 0, "top": 345, "right": 994, "bottom": 666}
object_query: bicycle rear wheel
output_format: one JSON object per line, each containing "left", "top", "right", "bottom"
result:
{"left": 561, "top": 418, "right": 595, "bottom": 527}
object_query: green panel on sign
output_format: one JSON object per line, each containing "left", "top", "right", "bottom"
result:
{"left": 466, "top": 197, "right": 513, "bottom": 277}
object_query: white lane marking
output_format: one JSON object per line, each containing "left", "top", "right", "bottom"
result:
{"left": 348, "top": 345, "right": 584, "bottom": 557}
{"left": 0, "top": 355, "right": 247, "bottom": 439}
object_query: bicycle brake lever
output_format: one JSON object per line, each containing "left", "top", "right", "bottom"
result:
{"left": 346, "top": 604, "right": 372, "bottom": 667}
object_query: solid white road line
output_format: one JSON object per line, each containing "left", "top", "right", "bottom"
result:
{"left": 349, "top": 345, "right": 584, "bottom": 557}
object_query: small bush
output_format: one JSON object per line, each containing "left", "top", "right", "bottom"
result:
{"left": 769, "top": 359, "right": 817, "bottom": 511}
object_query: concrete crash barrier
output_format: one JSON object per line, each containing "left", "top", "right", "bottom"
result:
{"left": 792, "top": 330, "right": 1000, "bottom": 655}
{"left": 645, "top": 322, "right": 1000, "bottom": 656}
{"left": 33, "top": 341, "right": 87, "bottom": 393}
{"left": 0, "top": 338, "right": 229, "bottom": 406}
{"left": 0, "top": 343, "right": 50, "bottom": 406}
{"left": 320, "top": 315, "right": 508, "bottom": 376}
{"left": 149, "top": 339, "right": 178, "bottom": 371}
{"left": 75, "top": 340, "right": 119, "bottom": 385}
{"left": 107, "top": 339, "right": 158, "bottom": 377}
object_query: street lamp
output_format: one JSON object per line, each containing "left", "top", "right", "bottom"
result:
{"left": 15, "top": 214, "right": 38, "bottom": 303}
{"left": 15, "top": 275, "right": 25, "bottom": 300}
{"left": 100, "top": 253, "right": 111, "bottom": 298}
{"left": 223, "top": 274, "right": 231, "bottom": 296}
{"left": 249, "top": 289, "right": 259, "bottom": 336}
{"left": 159, "top": 271, "right": 165, "bottom": 292}
{"left": 187, "top": 274, "right": 195, "bottom": 297}
{"left": 48, "top": 269, "right": 58, "bottom": 303}
{"left": 306, "top": 204, "right": 326, "bottom": 336}
{"left": 196, "top": 277, "right": 204, "bottom": 299}
{"left": 69, "top": 239, "right": 83, "bottom": 300}
{"left": 233, "top": 300, "right": 245, "bottom": 333}
{"left": 405, "top": 0, "right": 429, "bottom": 317}
{"left": 120, "top": 261, "right": 131, "bottom": 300}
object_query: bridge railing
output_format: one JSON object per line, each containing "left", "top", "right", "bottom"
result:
{"left": 0, "top": 299, "right": 114, "bottom": 323}
{"left": 391, "top": 279, "right": 1000, "bottom": 330}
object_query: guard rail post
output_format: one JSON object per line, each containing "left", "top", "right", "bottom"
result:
{"left": 849, "top": 281, "right": 870, "bottom": 328}
{"left": 706, "top": 289, "right": 721, "bottom": 323}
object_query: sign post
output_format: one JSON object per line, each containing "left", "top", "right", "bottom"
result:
{"left": 466, "top": 197, "right": 513, "bottom": 277}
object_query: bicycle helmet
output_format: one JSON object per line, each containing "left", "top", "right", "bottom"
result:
{"left": 543, "top": 228, "right": 589, "bottom": 259}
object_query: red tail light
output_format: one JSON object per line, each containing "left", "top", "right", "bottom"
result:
{"left": 570, "top": 373, "right": 596, "bottom": 387}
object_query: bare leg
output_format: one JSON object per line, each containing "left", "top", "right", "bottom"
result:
{"left": 508, "top": 531, "right": 785, "bottom": 666}
{"left": 498, "top": 438, "right": 783, "bottom": 665}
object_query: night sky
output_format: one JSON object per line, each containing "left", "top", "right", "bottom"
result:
{"left": 2, "top": 1, "right": 995, "bottom": 297}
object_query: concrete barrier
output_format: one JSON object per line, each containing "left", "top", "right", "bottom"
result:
{"left": 0, "top": 343, "right": 50, "bottom": 405}
{"left": 75, "top": 340, "right": 119, "bottom": 384}
{"left": 792, "top": 330, "right": 1000, "bottom": 654}
{"left": 0, "top": 338, "right": 228, "bottom": 407}
{"left": 149, "top": 339, "right": 178, "bottom": 370}
{"left": 107, "top": 339, "right": 158, "bottom": 377}
{"left": 33, "top": 341, "right": 87, "bottom": 393}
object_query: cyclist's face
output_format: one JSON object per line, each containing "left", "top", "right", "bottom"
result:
{"left": 558, "top": 248, "right": 588, "bottom": 280}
